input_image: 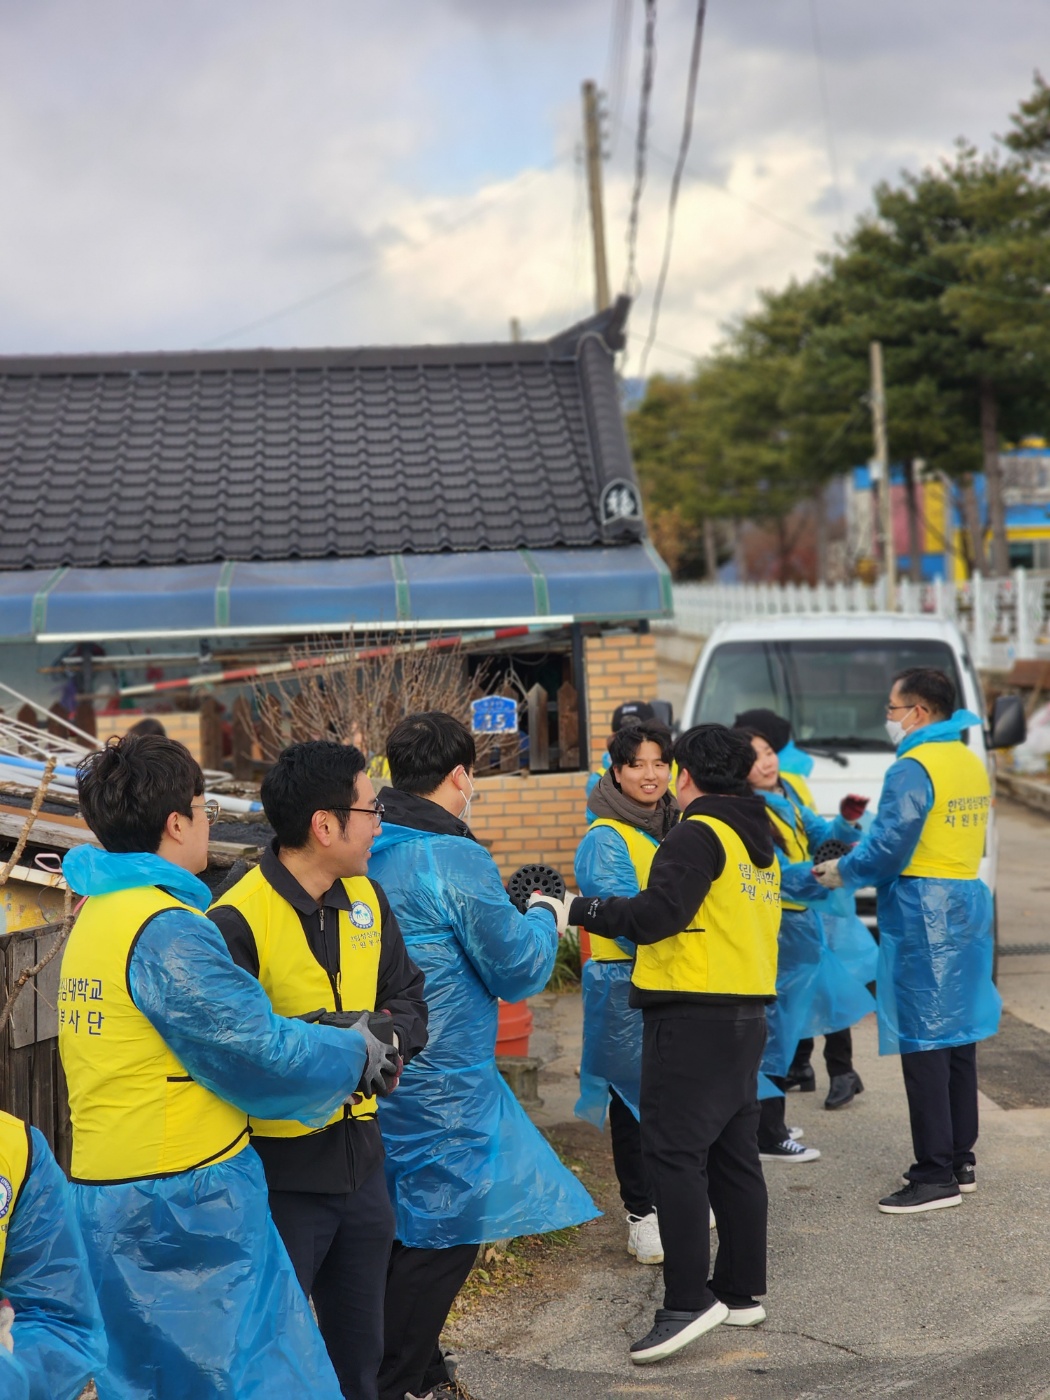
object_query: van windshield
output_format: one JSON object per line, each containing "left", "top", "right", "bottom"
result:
{"left": 691, "top": 639, "right": 965, "bottom": 751}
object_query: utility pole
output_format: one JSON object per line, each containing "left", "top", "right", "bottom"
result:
{"left": 581, "top": 80, "right": 611, "bottom": 313}
{"left": 869, "top": 341, "right": 896, "bottom": 609}
{"left": 509, "top": 317, "right": 522, "bottom": 343}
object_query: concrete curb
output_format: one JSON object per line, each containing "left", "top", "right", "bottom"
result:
{"left": 997, "top": 770, "right": 1050, "bottom": 817}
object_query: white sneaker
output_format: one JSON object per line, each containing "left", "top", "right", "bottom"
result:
{"left": 759, "top": 1138, "right": 821, "bottom": 1163}
{"left": 788, "top": 1126, "right": 804, "bottom": 1140}
{"left": 721, "top": 1301, "right": 767, "bottom": 1327}
{"left": 627, "top": 1210, "right": 664, "bottom": 1264}
{"left": 710, "top": 1207, "right": 716, "bottom": 1228}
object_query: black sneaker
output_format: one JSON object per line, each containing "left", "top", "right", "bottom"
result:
{"left": 759, "top": 1137, "right": 821, "bottom": 1163}
{"left": 954, "top": 1165, "right": 977, "bottom": 1193}
{"left": 784, "top": 1063, "right": 816, "bottom": 1092}
{"left": 629, "top": 1302, "right": 728, "bottom": 1364}
{"left": 878, "top": 1181, "right": 961, "bottom": 1214}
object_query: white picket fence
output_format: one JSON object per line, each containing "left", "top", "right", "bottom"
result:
{"left": 661, "top": 570, "right": 1050, "bottom": 672}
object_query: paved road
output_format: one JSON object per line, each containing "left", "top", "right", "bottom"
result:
{"left": 458, "top": 799, "right": 1050, "bottom": 1400}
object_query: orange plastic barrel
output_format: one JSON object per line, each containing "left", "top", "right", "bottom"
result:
{"left": 496, "top": 999, "right": 533, "bottom": 1057}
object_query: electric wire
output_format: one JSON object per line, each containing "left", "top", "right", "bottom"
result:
{"left": 603, "top": 0, "right": 634, "bottom": 161}
{"left": 808, "top": 0, "right": 844, "bottom": 230}
{"left": 622, "top": 0, "right": 657, "bottom": 299}
{"left": 638, "top": 0, "right": 709, "bottom": 378}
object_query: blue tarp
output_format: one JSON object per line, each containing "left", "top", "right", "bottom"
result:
{"left": 4, "top": 545, "right": 671, "bottom": 642}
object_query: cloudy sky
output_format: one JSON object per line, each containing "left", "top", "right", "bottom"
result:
{"left": 0, "top": 0, "right": 1044, "bottom": 374}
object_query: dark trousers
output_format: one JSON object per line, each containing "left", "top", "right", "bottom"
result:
{"left": 793, "top": 1029, "right": 854, "bottom": 1079}
{"left": 900, "top": 1042, "right": 979, "bottom": 1185}
{"left": 268, "top": 1165, "right": 395, "bottom": 1400}
{"left": 378, "top": 1240, "right": 479, "bottom": 1400}
{"left": 757, "top": 1075, "right": 787, "bottom": 1150}
{"left": 640, "top": 1006, "right": 768, "bottom": 1313}
{"left": 609, "top": 1088, "right": 654, "bottom": 1217}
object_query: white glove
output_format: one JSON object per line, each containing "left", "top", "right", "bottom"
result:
{"left": 0, "top": 1300, "right": 14, "bottom": 1354}
{"left": 813, "top": 859, "right": 844, "bottom": 889}
{"left": 528, "top": 890, "right": 571, "bottom": 935}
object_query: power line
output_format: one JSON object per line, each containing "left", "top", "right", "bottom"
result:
{"left": 603, "top": 0, "right": 634, "bottom": 160}
{"left": 622, "top": 0, "right": 657, "bottom": 299}
{"left": 203, "top": 154, "right": 566, "bottom": 348}
{"left": 638, "top": 0, "right": 709, "bottom": 379}
{"left": 808, "top": 0, "right": 844, "bottom": 230}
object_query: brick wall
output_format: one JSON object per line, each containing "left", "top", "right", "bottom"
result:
{"left": 469, "top": 631, "right": 659, "bottom": 883}
{"left": 583, "top": 630, "right": 659, "bottom": 769}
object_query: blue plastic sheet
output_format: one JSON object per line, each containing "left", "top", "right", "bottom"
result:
{"left": 0, "top": 1128, "right": 105, "bottom": 1400}
{"left": 838, "top": 716, "right": 1000, "bottom": 1054}
{"left": 370, "top": 824, "right": 599, "bottom": 1248}
{"left": 760, "top": 907, "right": 877, "bottom": 1090}
{"left": 576, "top": 961, "right": 641, "bottom": 1124}
{"left": 60, "top": 847, "right": 371, "bottom": 1399}
{"left": 72, "top": 1148, "right": 343, "bottom": 1400}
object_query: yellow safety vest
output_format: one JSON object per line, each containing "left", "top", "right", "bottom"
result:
{"left": 584, "top": 819, "right": 659, "bottom": 961}
{"left": 765, "top": 786, "right": 809, "bottom": 912}
{"left": 781, "top": 772, "right": 815, "bottom": 811}
{"left": 212, "top": 866, "right": 383, "bottom": 1135}
{"left": 900, "top": 741, "right": 990, "bottom": 880}
{"left": 0, "top": 1111, "right": 31, "bottom": 1278}
{"left": 59, "top": 887, "right": 250, "bottom": 1185}
{"left": 632, "top": 814, "right": 780, "bottom": 996}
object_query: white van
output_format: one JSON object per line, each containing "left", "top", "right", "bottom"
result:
{"left": 681, "top": 613, "right": 1025, "bottom": 928}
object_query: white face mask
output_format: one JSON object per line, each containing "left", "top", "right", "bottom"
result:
{"left": 885, "top": 708, "right": 914, "bottom": 747}
{"left": 458, "top": 771, "right": 475, "bottom": 823}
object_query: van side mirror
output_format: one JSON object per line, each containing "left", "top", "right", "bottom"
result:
{"left": 990, "top": 694, "right": 1026, "bottom": 750}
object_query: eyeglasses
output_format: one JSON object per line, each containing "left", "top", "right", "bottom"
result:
{"left": 192, "top": 799, "right": 221, "bottom": 826}
{"left": 328, "top": 800, "right": 385, "bottom": 825}
{"left": 885, "top": 703, "right": 917, "bottom": 715}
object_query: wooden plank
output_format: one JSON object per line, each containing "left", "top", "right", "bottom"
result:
{"left": 199, "top": 697, "right": 224, "bottom": 771}
{"left": 8, "top": 938, "right": 38, "bottom": 1049}
{"left": 231, "top": 697, "right": 255, "bottom": 781}
{"left": 526, "top": 683, "right": 550, "bottom": 772}
{"left": 0, "top": 810, "right": 98, "bottom": 853}
{"left": 557, "top": 681, "right": 579, "bottom": 770}
{"left": 33, "top": 929, "right": 62, "bottom": 1042}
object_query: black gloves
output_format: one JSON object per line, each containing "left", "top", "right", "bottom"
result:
{"left": 297, "top": 1007, "right": 402, "bottom": 1096}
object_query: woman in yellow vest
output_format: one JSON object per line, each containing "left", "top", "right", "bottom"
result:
{"left": 575, "top": 720, "right": 679, "bottom": 1268}
{"left": 738, "top": 728, "right": 876, "bottom": 1164}
{"left": 561, "top": 725, "right": 781, "bottom": 1365}
{"left": 815, "top": 669, "right": 1000, "bottom": 1214}
{"left": 58, "top": 732, "right": 395, "bottom": 1400}
{"left": 0, "top": 1110, "right": 105, "bottom": 1400}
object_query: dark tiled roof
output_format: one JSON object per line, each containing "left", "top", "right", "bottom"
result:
{"left": 0, "top": 300, "right": 644, "bottom": 571}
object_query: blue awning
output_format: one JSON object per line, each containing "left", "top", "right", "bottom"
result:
{"left": 2, "top": 545, "right": 671, "bottom": 643}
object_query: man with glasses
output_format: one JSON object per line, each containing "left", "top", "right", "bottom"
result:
{"left": 211, "top": 740, "right": 427, "bottom": 1400}
{"left": 61, "top": 732, "right": 392, "bottom": 1399}
{"left": 814, "top": 669, "right": 1001, "bottom": 1215}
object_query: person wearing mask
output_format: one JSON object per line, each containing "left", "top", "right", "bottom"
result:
{"left": 59, "top": 732, "right": 397, "bottom": 1400}
{"left": 814, "top": 669, "right": 1000, "bottom": 1214}
{"left": 367, "top": 712, "right": 598, "bottom": 1400}
{"left": 735, "top": 708, "right": 873, "bottom": 1107}
{"left": 738, "top": 728, "right": 876, "bottom": 1163}
{"left": 210, "top": 741, "right": 428, "bottom": 1400}
{"left": 558, "top": 725, "right": 781, "bottom": 1365}
{"left": 0, "top": 1110, "right": 106, "bottom": 1400}
{"left": 575, "top": 719, "right": 679, "bottom": 1266}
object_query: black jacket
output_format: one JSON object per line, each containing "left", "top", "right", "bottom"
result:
{"left": 568, "top": 793, "right": 776, "bottom": 1009}
{"left": 210, "top": 844, "right": 428, "bottom": 1194}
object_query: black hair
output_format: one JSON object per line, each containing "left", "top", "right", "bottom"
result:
{"left": 126, "top": 716, "right": 168, "bottom": 738}
{"left": 893, "top": 668, "right": 955, "bottom": 719}
{"left": 260, "top": 741, "right": 366, "bottom": 850}
{"left": 673, "top": 723, "right": 755, "bottom": 796}
{"left": 608, "top": 720, "right": 674, "bottom": 769}
{"left": 386, "top": 711, "right": 476, "bottom": 795}
{"left": 732, "top": 708, "right": 791, "bottom": 753}
{"left": 76, "top": 733, "right": 203, "bottom": 854}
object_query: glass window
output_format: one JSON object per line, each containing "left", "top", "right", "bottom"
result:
{"left": 692, "top": 639, "right": 963, "bottom": 750}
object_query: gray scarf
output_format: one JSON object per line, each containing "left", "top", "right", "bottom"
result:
{"left": 586, "top": 769, "right": 680, "bottom": 841}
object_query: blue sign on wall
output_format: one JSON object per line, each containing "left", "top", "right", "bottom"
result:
{"left": 471, "top": 695, "right": 519, "bottom": 734}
